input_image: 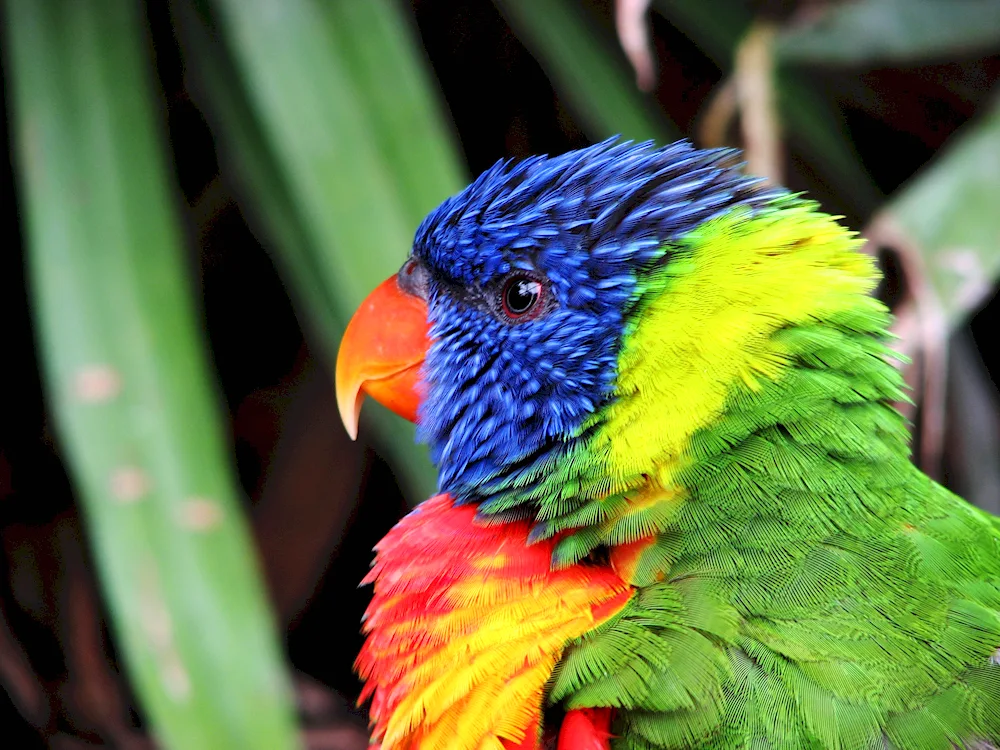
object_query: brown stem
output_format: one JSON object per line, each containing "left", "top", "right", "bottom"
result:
{"left": 55, "top": 521, "right": 147, "bottom": 749}
{"left": 734, "top": 22, "right": 783, "bottom": 184}
{"left": 863, "top": 215, "right": 949, "bottom": 478}
{"left": 0, "top": 598, "right": 51, "bottom": 730}
{"left": 614, "top": 0, "right": 656, "bottom": 91}
{"left": 698, "top": 78, "right": 738, "bottom": 148}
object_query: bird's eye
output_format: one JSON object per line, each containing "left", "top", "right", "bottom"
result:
{"left": 397, "top": 256, "right": 429, "bottom": 299}
{"left": 500, "top": 275, "right": 544, "bottom": 321}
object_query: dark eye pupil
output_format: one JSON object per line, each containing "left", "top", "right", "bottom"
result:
{"left": 503, "top": 277, "right": 541, "bottom": 316}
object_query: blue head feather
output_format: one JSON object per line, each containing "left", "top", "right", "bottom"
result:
{"left": 410, "top": 138, "right": 776, "bottom": 508}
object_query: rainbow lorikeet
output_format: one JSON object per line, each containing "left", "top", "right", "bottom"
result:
{"left": 335, "top": 140, "right": 1000, "bottom": 750}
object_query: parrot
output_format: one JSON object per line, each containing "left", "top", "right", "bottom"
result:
{"left": 334, "top": 139, "right": 1000, "bottom": 750}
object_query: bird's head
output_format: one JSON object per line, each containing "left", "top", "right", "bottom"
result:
{"left": 337, "top": 139, "right": 880, "bottom": 520}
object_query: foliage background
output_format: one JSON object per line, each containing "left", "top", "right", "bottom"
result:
{"left": 0, "top": 0, "right": 998, "bottom": 747}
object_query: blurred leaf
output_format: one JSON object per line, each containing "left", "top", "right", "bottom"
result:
{"left": 779, "top": 0, "right": 1000, "bottom": 66}
{"left": 864, "top": 95, "right": 1000, "bottom": 482}
{"left": 320, "top": 0, "right": 466, "bottom": 222}
{"left": 173, "top": 1, "right": 339, "bottom": 343}
{"left": 867, "top": 95, "right": 1000, "bottom": 324}
{"left": 209, "top": 0, "right": 415, "bottom": 312}
{"left": 3, "top": 1, "right": 300, "bottom": 748}
{"left": 655, "top": 0, "right": 882, "bottom": 216}
{"left": 495, "top": 0, "right": 679, "bottom": 143}
{"left": 175, "top": 0, "right": 461, "bottom": 500}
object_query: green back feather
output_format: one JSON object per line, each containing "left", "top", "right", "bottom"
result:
{"left": 544, "top": 204, "right": 1000, "bottom": 749}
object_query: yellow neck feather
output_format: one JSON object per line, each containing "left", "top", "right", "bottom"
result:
{"left": 592, "top": 201, "right": 879, "bottom": 490}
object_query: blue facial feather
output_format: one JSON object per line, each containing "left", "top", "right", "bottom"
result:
{"left": 411, "top": 139, "right": 778, "bottom": 505}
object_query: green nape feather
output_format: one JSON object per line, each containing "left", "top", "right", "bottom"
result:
{"left": 537, "top": 201, "right": 1000, "bottom": 749}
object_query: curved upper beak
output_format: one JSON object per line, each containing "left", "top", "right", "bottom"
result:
{"left": 335, "top": 274, "right": 430, "bottom": 440}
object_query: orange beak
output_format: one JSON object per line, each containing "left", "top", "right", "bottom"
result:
{"left": 335, "top": 274, "right": 430, "bottom": 440}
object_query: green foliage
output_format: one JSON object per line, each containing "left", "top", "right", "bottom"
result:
{"left": 173, "top": 0, "right": 462, "bottom": 499}
{"left": 5, "top": 0, "right": 469, "bottom": 745}
{"left": 3, "top": 0, "right": 299, "bottom": 747}
{"left": 196, "top": 0, "right": 464, "bottom": 498}
{"left": 778, "top": 0, "right": 1000, "bottom": 65}
{"left": 872, "top": 97, "right": 1000, "bottom": 325}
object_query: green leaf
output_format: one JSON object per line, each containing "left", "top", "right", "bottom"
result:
{"left": 210, "top": 0, "right": 415, "bottom": 312}
{"left": 3, "top": 1, "right": 300, "bottom": 748}
{"left": 868, "top": 96, "right": 1000, "bottom": 324}
{"left": 320, "top": 0, "right": 466, "bottom": 223}
{"left": 177, "top": 0, "right": 462, "bottom": 500}
{"left": 173, "top": 0, "right": 342, "bottom": 347}
{"left": 778, "top": 0, "right": 1000, "bottom": 66}
{"left": 495, "top": 0, "right": 680, "bottom": 143}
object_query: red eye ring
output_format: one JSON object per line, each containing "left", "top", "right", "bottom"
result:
{"left": 500, "top": 275, "right": 544, "bottom": 321}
